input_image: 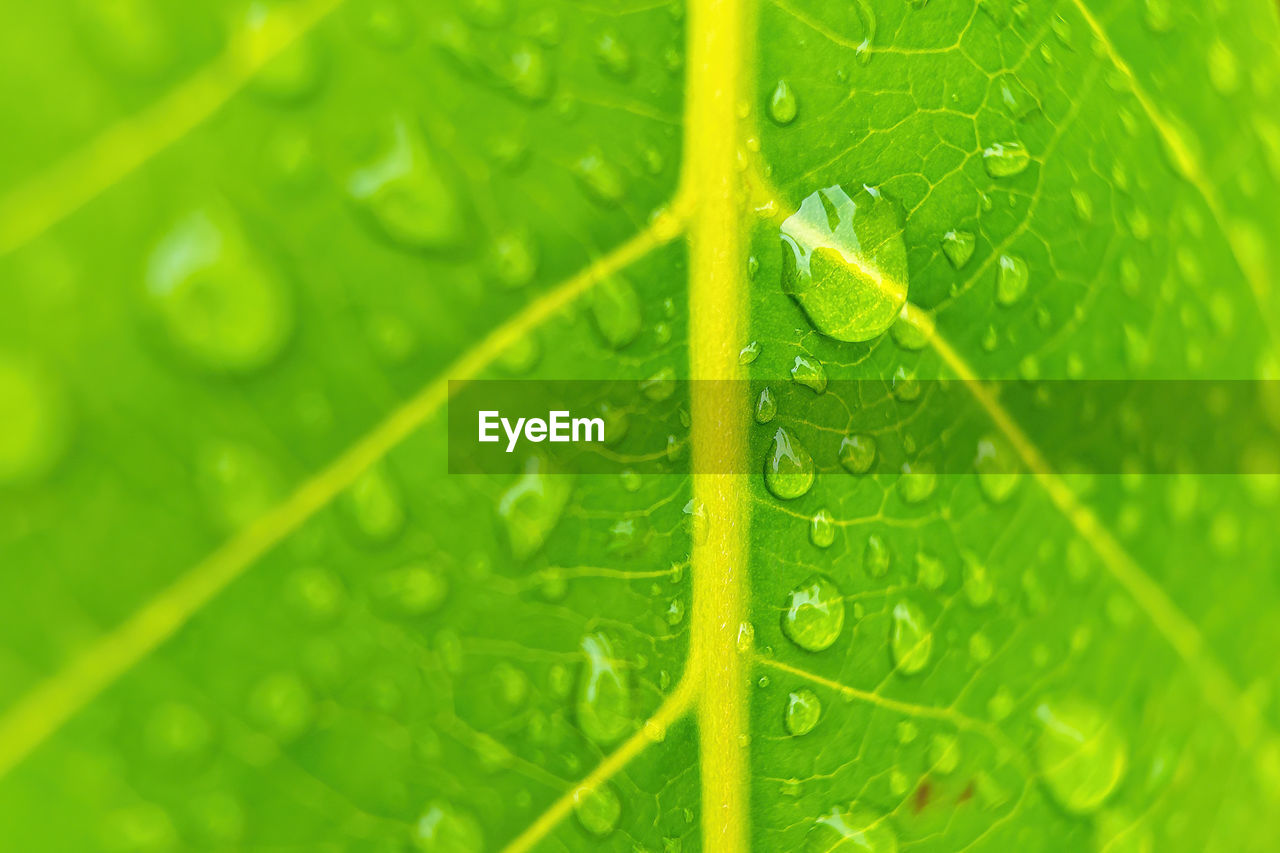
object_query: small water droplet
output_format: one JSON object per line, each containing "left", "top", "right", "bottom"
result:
{"left": 781, "top": 185, "right": 909, "bottom": 341}
{"left": 498, "top": 457, "right": 572, "bottom": 560}
{"left": 994, "top": 72, "right": 1039, "bottom": 119}
{"left": 790, "top": 355, "right": 828, "bottom": 393}
{"left": 573, "top": 783, "right": 621, "bottom": 837}
{"left": 196, "top": 441, "right": 281, "bottom": 531}
{"left": 805, "top": 806, "right": 898, "bottom": 853}
{"left": 489, "top": 229, "right": 538, "bottom": 288}
{"left": 342, "top": 464, "right": 406, "bottom": 544}
{"left": 768, "top": 79, "right": 798, "bottom": 125}
{"left": 248, "top": 672, "right": 313, "bottom": 741}
{"left": 414, "top": 800, "right": 483, "bottom": 852}
{"left": 785, "top": 688, "right": 822, "bottom": 736}
{"left": 1035, "top": 697, "right": 1129, "bottom": 814}
{"left": 736, "top": 621, "right": 755, "bottom": 653}
{"left": 755, "top": 387, "right": 778, "bottom": 423}
{"left": 346, "top": 120, "right": 464, "bottom": 251}
{"left": 576, "top": 633, "right": 632, "bottom": 745}
{"left": 890, "top": 600, "right": 932, "bottom": 675}
{"left": 574, "top": 149, "right": 626, "bottom": 206}
{"left": 892, "top": 366, "right": 920, "bottom": 402}
{"left": 594, "top": 30, "right": 632, "bottom": 78}
{"left": 145, "top": 209, "right": 294, "bottom": 373}
{"left": 982, "top": 142, "right": 1031, "bottom": 178}
{"left": 940, "top": 229, "right": 976, "bottom": 269}
{"left": 916, "top": 551, "right": 946, "bottom": 590}
{"left": 810, "top": 509, "right": 835, "bottom": 548}
{"left": 975, "top": 435, "right": 1020, "bottom": 502}
{"left": 897, "top": 461, "right": 936, "bottom": 503}
{"left": 995, "top": 253, "right": 1029, "bottom": 305}
{"left": 962, "top": 555, "right": 994, "bottom": 607}
{"left": 591, "top": 277, "right": 642, "bottom": 349}
{"left": 782, "top": 574, "right": 845, "bottom": 652}
{"left": 739, "top": 341, "right": 762, "bottom": 364}
{"left": 930, "top": 733, "right": 961, "bottom": 774}
{"left": 838, "top": 433, "right": 876, "bottom": 474}
{"left": 765, "top": 427, "right": 815, "bottom": 500}
{"left": 373, "top": 563, "right": 448, "bottom": 616}
{"left": 864, "top": 534, "right": 891, "bottom": 578}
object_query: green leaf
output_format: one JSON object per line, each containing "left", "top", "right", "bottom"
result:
{"left": 2, "top": 0, "right": 1280, "bottom": 851}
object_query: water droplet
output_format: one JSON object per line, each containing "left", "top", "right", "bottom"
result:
{"left": 574, "top": 149, "right": 626, "bottom": 206}
{"left": 864, "top": 534, "right": 890, "bottom": 578}
{"left": 969, "top": 631, "right": 993, "bottom": 663}
{"left": 286, "top": 566, "right": 345, "bottom": 623}
{"left": 755, "top": 387, "right": 777, "bottom": 423}
{"left": 573, "top": 783, "right": 621, "bottom": 837}
{"left": 790, "top": 355, "right": 828, "bottom": 393}
{"left": 591, "top": 277, "right": 642, "bottom": 349}
{"left": 890, "top": 600, "right": 932, "bottom": 675}
{"left": 342, "top": 464, "right": 406, "bottom": 544}
{"left": 973, "top": 434, "right": 1019, "bottom": 498}
{"left": 785, "top": 688, "right": 822, "bottom": 736}
{"left": 916, "top": 552, "right": 946, "bottom": 590}
{"left": 737, "top": 621, "right": 756, "bottom": 653}
{"left": 1034, "top": 697, "right": 1129, "bottom": 814}
{"left": 837, "top": 433, "right": 876, "bottom": 475}
{"left": 498, "top": 457, "right": 572, "bottom": 560}
{"left": 414, "top": 800, "right": 483, "bottom": 852}
{"left": 810, "top": 509, "right": 835, "bottom": 548}
{"left": 897, "top": 461, "right": 936, "bottom": 503}
{"left": 196, "top": 441, "right": 282, "bottom": 531}
{"left": 995, "top": 253, "right": 1029, "bottom": 305}
{"left": 930, "top": 733, "right": 960, "bottom": 774}
{"left": 805, "top": 806, "right": 898, "bottom": 853}
{"left": 665, "top": 597, "right": 685, "bottom": 626}
{"left": 890, "top": 309, "right": 929, "bottom": 351}
{"left": 782, "top": 574, "right": 845, "bottom": 652}
{"left": 0, "top": 356, "right": 69, "bottom": 486}
{"left": 765, "top": 427, "right": 815, "bottom": 500}
{"left": 505, "top": 42, "right": 554, "bottom": 101}
{"left": 982, "top": 142, "right": 1031, "bottom": 178}
{"left": 594, "top": 30, "right": 632, "bottom": 78}
{"left": 769, "top": 79, "right": 798, "bottom": 125}
{"left": 739, "top": 341, "right": 762, "bottom": 364}
{"left": 1207, "top": 40, "right": 1239, "bottom": 94}
{"left": 346, "top": 120, "right": 464, "bottom": 251}
{"left": 640, "top": 366, "right": 677, "bottom": 401}
{"left": 781, "top": 185, "right": 908, "bottom": 341}
{"left": 962, "top": 555, "right": 994, "bottom": 607}
{"left": 248, "top": 672, "right": 313, "bottom": 741}
{"left": 490, "top": 230, "right": 538, "bottom": 288}
{"left": 891, "top": 366, "right": 920, "bottom": 402}
{"left": 373, "top": 563, "right": 448, "bottom": 616}
{"left": 145, "top": 209, "right": 293, "bottom": 373}
{"left": 576, "top": 633, "right": 632, "bottom": 745}
{"left": 941, "top": 229, "right": 976, "bottom": 269}
{"left": 994, "top": 73, "right": 1039, "bottom": 119}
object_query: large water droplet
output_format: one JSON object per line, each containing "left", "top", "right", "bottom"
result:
{"left": 498, "top": 457, "right": 572, "bottom": 559}
{"left": 576, "top": 633, "right": 632, "bottom": 744}
{"left": 982, "top": 142, "right": 1031, "bottom": 177}
{"left": 890, "top": 600, "right": 932, "bottom": 675}
{"left": 414, "top": 801, "right": 483, "bottom": 852}
{"left": 785, "top": 688, "right": 822, "bottom": 736}
{"left": 805, "top": 806, "right": 898, "bottom": 853}
{"left": 782, "top": 574, "right": 845, "bottom": 652}
{"left": 995, "top": 254, "right": 1029, "bottom": 305}
{"left": 346, "top": 120, "right": 464, "bottom": 250}
{"left": 765, "top": 427, "right": 815, "bottom": 500}
{"left": 573, "top": 783, "right": 621, "bottom": 837}
{"left": 1034, "top": 697, "right": 1129, "bottom": 814}
{"left": 146, "top": 209, "right": 293, "bottom": 373}
{"left": 0, "top": 356, "right": 69, "bottom": 486}
{"left": 590, "top": 277, "right": 642, "bottom": 349}
{"left": 769, "top": 79, "right": 798, "bottom": 125}
{"left": 780, "top": 185, "right": 908, "bottom": 342}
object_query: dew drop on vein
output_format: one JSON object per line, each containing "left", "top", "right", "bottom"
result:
{"left": 573, "top": 782, "right": 622, "bottom": 837}
{"left": 781, "top": 185, "right": 909, "bottom": 342}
